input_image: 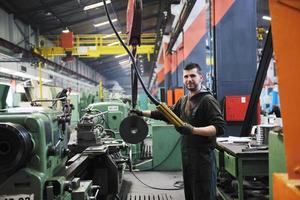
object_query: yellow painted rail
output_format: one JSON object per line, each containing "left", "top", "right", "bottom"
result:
{"left": 37, "top": 33, "right": 156, "bottom": 60}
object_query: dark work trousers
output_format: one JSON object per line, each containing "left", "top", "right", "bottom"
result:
{"left": 181, "top": 147, "right": 216, "bottom": 200}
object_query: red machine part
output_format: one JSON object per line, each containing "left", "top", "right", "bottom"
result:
{"left": 167, "top": 89, "right": 173, "bottom": 106}
{"left": 60, "top": 32, "right": 74, "bottom": 48}
{"left": 126, "top": 0, "right": 142, "bottom": 46}
{"left": 225, "top": 96, "right": 250, "bottom": 121}
{"left": 174, "top": 88, "right": 184, "bottom": 103}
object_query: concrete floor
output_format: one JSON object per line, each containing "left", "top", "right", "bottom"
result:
{"left": 121, "top": 170, "right": 185, "bottom": 200}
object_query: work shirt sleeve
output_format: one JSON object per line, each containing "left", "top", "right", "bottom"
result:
{"left": 201, "top": 95, "right": 226, "bottom": 136}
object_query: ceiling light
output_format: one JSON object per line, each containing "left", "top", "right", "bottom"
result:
{"left": 119, "top": 60, "right": 129, "bottom": 65}
{"left": 107, "top": 41, "right": 119, "bottom": 46}
{"left": 103, "top": 31, "right": 121, "bottom": 38}
{"left": 0, "top": 67, "right": 52, "bottom": 83}
{"left": 93, "top": 18, "right": 117, "bottom": 27}
{"left": 83, "top": 0, "right": 111, "bottom": 11}
{"left": 262, "top": 16, "right": 271, "bottom": 21}
{"left": 0, "top": 67, "right": 12, "bottom": 74}
{"left": 115, "top": 54, "right": 127, "bottom": 58}
{"left": 45, "top": 11, "right": 52, "bottom": 16}
{"left": 62, "top": 28, "right": 70, "bottom": 33}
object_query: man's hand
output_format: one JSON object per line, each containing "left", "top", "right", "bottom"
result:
{"left": 175, "top": 123, "right": 194, "bottom": 135}
{"left": 130, "top": 109, "right": 143, "bottom": 116}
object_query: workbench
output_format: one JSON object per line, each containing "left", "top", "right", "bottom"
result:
{"left": 216, "top": 141, "right": 269, "bottom": 200}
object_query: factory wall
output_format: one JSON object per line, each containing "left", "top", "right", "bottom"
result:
{"left": 214, "top": 0, "right": 257, "bottom": 136}
{"left": 156, "top": 1, "right": 208, "bottom": 95}
{"left": 214, "top": 0, "right": 257, "bottom": 100}
{"left": 0, "top": 8, "right": 36, "bottom": 48}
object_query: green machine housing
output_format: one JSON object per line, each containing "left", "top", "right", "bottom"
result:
{"left": 87, "top": 101, "right": 129, "bottom": 138}
{"left": 0, "top": 107, "right": 94, "bottom": 200}
{"left": 0, "top": 84, "right": 9, "bottom": 109}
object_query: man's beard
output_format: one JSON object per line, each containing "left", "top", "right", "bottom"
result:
{"left": 186, "top": 84, "right": 199, "bottom": 92}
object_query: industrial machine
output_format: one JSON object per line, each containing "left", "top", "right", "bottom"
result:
{"left": 0, "top": 86, "right": 131, "bottom": 200}
{"left": 0, "top": 106, "right": 99, "bottom": 200}
{"left": 68, "top": 104, "right": 130, "bottom": 200}
{"left": 85, "top": 101, "right": 129, "bottom": 138}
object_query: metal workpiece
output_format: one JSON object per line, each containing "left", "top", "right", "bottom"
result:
{"left": 119, "top": 115, "right": 148, "bottom": 144}
{"left": 71, "top": 180, "right": 100, "bottom": 200}
{"left": 0, "top": 123, "right": 34, "bottom": 175}
{"left": 156, "top": 103, "right": 184, "bottom": 127}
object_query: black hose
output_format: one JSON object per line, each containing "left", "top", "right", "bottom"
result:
{"left": 140, "top": 137, "right": 181, "bottom": 171}
{"left": 102, "top": 0, "right": 160, "bottom": 106}
{"left": 130, "top": 170, "right": 183, "bottom": 190}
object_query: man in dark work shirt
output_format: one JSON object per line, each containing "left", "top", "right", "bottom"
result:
{"left": 132, "top": 63, "right": 225, "bottom": 200}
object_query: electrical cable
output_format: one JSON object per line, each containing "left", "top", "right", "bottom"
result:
{"left": 101, "top": 0, "right": 185, "bottom": 191}
{"left": 128, "top": 137, "right": 184, "bottom": 190}
{"left": 102, "top": 0, "right": 159, "bottom": 106}
{"left": 138, "top": 137, "right": 181, "bottom": 171}
{"left": 130, "top": 170, "right": 183, "bottom": 190}
{"left": 102, "top": 0, "right": 184, "bottom": 127}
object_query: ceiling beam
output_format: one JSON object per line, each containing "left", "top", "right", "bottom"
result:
{"left": 16, "top": 0, "right": 74, "bottom": 16}
{"left": 40, "top": 2, "right": 160, "bottom": 33}
{"left": 40, "top": 13, "right": 104, "bottom": 33}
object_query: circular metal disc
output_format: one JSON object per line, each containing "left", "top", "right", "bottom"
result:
{"left": 119, "top": 115, "right": 148, "bottom": 144}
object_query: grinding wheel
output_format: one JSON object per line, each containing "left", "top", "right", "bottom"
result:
{"left": 119, "top": 115, "right": 148, "bottom": 144}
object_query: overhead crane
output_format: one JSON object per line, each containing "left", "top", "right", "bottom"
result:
{"left": 35, "top": 33, "right": 156, "bottom": 61}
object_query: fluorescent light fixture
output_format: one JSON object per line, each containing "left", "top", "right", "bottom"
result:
{"left": 93, "top": 18, "right": 117, "bottom": 27}
{"left": 103, "top": 31, "right": 121, "bottom": 38}
{"left": 45, "top": 11, "right": 52, "bottom": 16}
{"left": 115, "top": 54, "right": 127, "bottom": 58}
{"left": 119, "top": 60, "right": 129, "bottom": 65}
{"left": 262, "top": 16, "right": 271, "bottom": 21}
{"left": 107, "top": 41, "right": 119, "bottom": 46}
{"left": 62, "top": 28, "right": 69, "bottom": 33}
{"left": 83, "top": 0, "right": 111, "bottom": 11}
{"left": 0, "top": 67, "right": 12, "bottom": 74}
{"left": 0, "top": 67, "right": 52, "bottom": 83}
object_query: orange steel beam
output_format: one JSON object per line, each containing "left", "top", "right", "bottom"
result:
{"left": 269, "top": 0, "right": 300, "bottom": 199}
{"left": 273, "top": 173, "right": 300, "bottom": 199}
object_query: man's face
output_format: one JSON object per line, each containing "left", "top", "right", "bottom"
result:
{"left": 183, "top": 68, "right": 203, "bottom": 92}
